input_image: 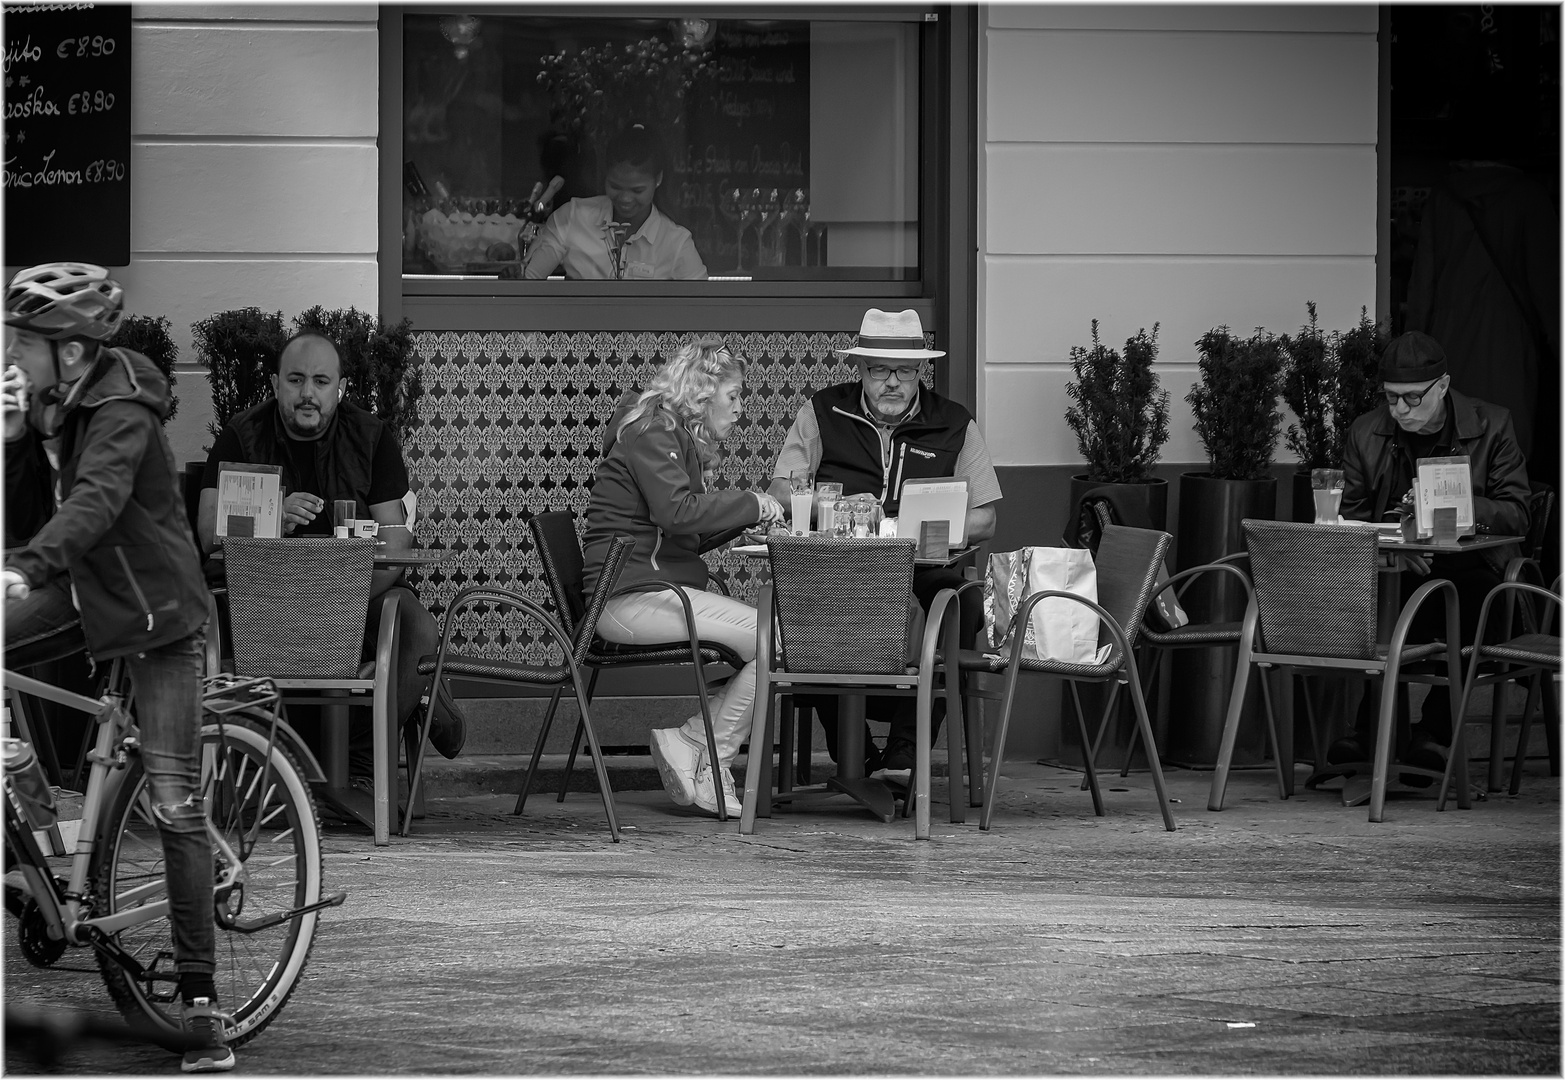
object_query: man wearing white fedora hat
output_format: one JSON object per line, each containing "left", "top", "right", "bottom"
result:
{"left": 769, "top": 307, "right": 1002, "bottom": 780}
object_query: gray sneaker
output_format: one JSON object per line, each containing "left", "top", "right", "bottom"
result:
{"left": 180, "top": 998, "right": 234, "bottom": 1073}
{"left": 649, "top": 727, "right": 700, "bottom": 806}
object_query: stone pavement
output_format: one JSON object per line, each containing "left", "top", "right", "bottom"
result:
{"left": 5, "top": 758, "right": 1560, "bottom": 1075}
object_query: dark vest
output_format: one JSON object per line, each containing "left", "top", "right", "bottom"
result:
{"left": 811, "top": 383, "right": 972, "bottom": 514}
{"left": 230, "top": 399, "right": 383, "bottom": 517}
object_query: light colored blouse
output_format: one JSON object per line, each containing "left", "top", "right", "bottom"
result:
{"left": 522, "top": 196, "right": 708, "bottom": 281}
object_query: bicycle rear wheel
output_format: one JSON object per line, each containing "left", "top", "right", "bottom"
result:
{"left": 90, "top": 711, "right": 324, "bottom": 1047}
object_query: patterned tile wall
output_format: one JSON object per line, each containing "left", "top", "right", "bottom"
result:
{"left": 403, "top": 329, "right": 930, "bottom": 663}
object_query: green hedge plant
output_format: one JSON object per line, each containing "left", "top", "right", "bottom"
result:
{"left": 192, "top": 307, "right": 288, "bottom": 443}
{"left": 1280, "top": 302, "right": 1332, "bottom": 470}
{"left": 1187, "top": 326, "right": 1285, "bottom": 482}
{"left": 114, "top": 313, "right": 180, "bottom": 424}
{"left": 293, "top": 306, "right": 422, "bottom": 443}
{"left": 1331, "top": 306, "right": 1389, "bottom": 460}
{"left": 1064, "top": 320, "right": 1170, "bottom": 484}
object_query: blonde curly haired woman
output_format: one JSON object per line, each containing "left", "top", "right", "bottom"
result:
{"left": 582, "top": 334, "right": 785, "bottom": 816}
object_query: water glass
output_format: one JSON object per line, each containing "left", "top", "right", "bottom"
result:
{"left": 333, "top": 499, "right": 357, "bottom": 539}
{"left": 788, "top": 471, "right": 813, "bottom": 535}
{"left": 1310, "top": 468, "right": 1344, "bottom": 525}
{"left": 815, "top": 482, "right": 842, "bottom": 534}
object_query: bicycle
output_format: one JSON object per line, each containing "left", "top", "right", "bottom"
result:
{"left": 3, "top": 662, "right": 345, "bottom": 1050}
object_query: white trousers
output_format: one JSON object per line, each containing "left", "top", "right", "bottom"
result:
{"left": 596, "top": 587, "right": 759, "bottom": 766}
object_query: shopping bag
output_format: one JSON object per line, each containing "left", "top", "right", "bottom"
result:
{"left": 982, "top": 547, "right": 1107, "bottom": 665}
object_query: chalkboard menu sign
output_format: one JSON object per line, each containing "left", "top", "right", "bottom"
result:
{"left": 3, "top": 3, "right": 132, "bottom": 267}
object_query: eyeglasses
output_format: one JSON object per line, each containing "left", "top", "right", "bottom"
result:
{"left": 864, "top": 364, "right": 923, "bottom": 383}
{"left": 1382, "top": 378, "right": 1443, "bottom": 408}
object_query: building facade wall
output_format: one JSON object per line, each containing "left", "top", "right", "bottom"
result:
{"left": 126, "top": 3, "right": 379, "bottom": 464}
{"left": 979, "top": 3, "right": 1380, "bottom": 470}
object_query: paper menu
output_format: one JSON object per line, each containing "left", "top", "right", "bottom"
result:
{"left": 1415, "top": 456, "right": 1474, "bottom": 538}
{"left": 215, "top": 462, "right": 282, "bottom": 539}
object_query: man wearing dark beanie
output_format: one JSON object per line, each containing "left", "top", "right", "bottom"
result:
{"left": 1334, "top": 330, "right": 1532, "bottom": 779}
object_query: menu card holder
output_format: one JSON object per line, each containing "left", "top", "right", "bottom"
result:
{"left": 917, "top": 520, "right": 951, "bottom": 561}
{"left": 1415, "top": 456, "right": 1474, "bottom": 539}
{"left": 215, "top": 462, "right": 282, "bottom": 539}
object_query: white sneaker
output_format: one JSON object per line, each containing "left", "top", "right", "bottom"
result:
{"left": 649, "top": 727, "right": 700, "bottom": 806}
{"left": 691, "top": 761, "right": 744, "bottom": 818}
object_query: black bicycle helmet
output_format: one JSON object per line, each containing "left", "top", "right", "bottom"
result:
{"left": 4, "top": 263, "right": 125, "bottom": 341}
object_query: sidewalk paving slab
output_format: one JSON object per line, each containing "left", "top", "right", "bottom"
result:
{"left": 5, "top": 760, "right": 1558, "bottom": 1075}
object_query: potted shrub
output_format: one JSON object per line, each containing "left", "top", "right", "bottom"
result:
{"left": 1281, "top": 303, "right": 1333, "bottom": 521}
{"left": 114, "top": 313, "right": 180, "bottom": 425}
{"left": 1063, "top": 320, "right": 1172, "bottom": 530}
{"left": 293, "top": 306, "right": 423, "bottom": 442}
{"left": 1330, "top": 306, "right": 1389, "bottom": 457}
{"left": 1170, "top": 325, "right": 1285, "bottom": 766}
{"left": 1281, "top": 304, "right": 1389, "bottom": 522}
{"left": 193, "top": 308, "right": 288, "bottom": 442}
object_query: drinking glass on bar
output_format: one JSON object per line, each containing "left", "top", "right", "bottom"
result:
{"left": 1311, "top": 468, "right": 1345, "bottom": 525}
{"left": 789, "top": 470, "right": 813, "bottom": 535}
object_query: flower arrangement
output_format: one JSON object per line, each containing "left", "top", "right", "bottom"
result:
{"left": 1063, "top": 320, "right": 1171, "bottom": 484}
{"left": 537, "top": 35, "right": 714, "bottom": 152}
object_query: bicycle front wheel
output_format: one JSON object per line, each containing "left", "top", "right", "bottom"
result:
{"left": 90, "top": 711, "right": 325, "bottom": 1047}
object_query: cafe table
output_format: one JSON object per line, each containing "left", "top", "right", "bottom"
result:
{"left": 733, "top": 536, "right": 978, "bottom": 822}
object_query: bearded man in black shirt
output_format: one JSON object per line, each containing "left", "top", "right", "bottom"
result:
{"left": 198, "top": 331, "right": 466, "bottom": 785}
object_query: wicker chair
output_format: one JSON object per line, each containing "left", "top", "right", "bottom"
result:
{"left": 1224, "top": 520, "right": 1467, "bottom": 822}
{"left": 223, "top": 536, "right": 401, "bottom": 845}
{"left": 402, "top": 536, "right": 634, "bottom": 841}
{"left": 942, "top": 525, "right": 1178, "bottom": 832}
{"left": 738, "top": 536, "right": 967, "bottom": 840}
{"left": 1438, "top": 571, "right": 1561, "bottom": 808}
{"left": 525, "top": 511, "right": 746, "bottom": 822}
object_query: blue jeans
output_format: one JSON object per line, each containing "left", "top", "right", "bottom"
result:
{"left": 6, "top": 579, "right": 215, "bottom": 976}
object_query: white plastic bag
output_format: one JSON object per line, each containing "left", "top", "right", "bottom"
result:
{"left": 983, "top": 547, "right": 1107, "bottom": 665}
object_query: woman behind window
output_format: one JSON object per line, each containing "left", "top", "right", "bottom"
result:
{"left": 582, "top": 336, "right": 784, "bottom": 815}
{"left": 523, "top": 124, "right": 708, "bottom": 281}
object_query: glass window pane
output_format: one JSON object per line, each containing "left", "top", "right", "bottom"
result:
{"left": 401, "top": 14, "right": 922, "bottom": 283}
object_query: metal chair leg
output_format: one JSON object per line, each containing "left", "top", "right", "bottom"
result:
{"left": 1078, "top": 681, "right": 1120, "bottom": 793}
{"left": 565, "top": 669, "right": 619, "bottom": 842}
{"left": 1071, "top": 682, "right": 1106, "bottom": 817}
{"left": 1124, "top": 658, "right": 1176, "bottom": 831}
{"left": 515, "top": 687, "right": 564, "bottom": 815}
{"left": 558, "top": 669, "right": 599, "bottom": 803}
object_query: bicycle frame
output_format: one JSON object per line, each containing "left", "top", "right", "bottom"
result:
{"left": 3, "top": 669, "right": 325, "bottom": 970}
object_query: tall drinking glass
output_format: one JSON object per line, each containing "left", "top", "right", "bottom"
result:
{"left": 1311, "top": 468, "right": 1345, "bottom": 525}
{"left": 814, "top": 482, "right": 842, "bottom": 535}
{"left": 789, "top": 471, "right": 813, "bottom": 536}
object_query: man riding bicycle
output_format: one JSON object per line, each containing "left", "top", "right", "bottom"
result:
{"left": 3, "top": 263, "right": 234, "bottom": 1072}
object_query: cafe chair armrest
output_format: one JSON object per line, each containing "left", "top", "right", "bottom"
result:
{"left": 1155, "top": 559, "right": 1254, "bottom": 606}
{"left": 1004, "top": 588, "right": 1134, "bottom": 675}
{"left": 1385, "top": 577, "right": 1461, "bottom": 665}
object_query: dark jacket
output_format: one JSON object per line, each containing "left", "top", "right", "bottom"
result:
{"left": 810, "top": 383, "right": 972, "bottom": 514}
{"left": 5, "top": 348, "right": 208, "bottom": 660}
{"left": 1341, "top": 388, "right": 1531, "bottom": 540}
{"left": 5, "top": 428, "right": 55, "bottom": 550}
{"left": 582, "top": 399, "right": 761, "bottom": 597}
{"left": 227, "top": 398, "right": 385, "bottom": 519}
